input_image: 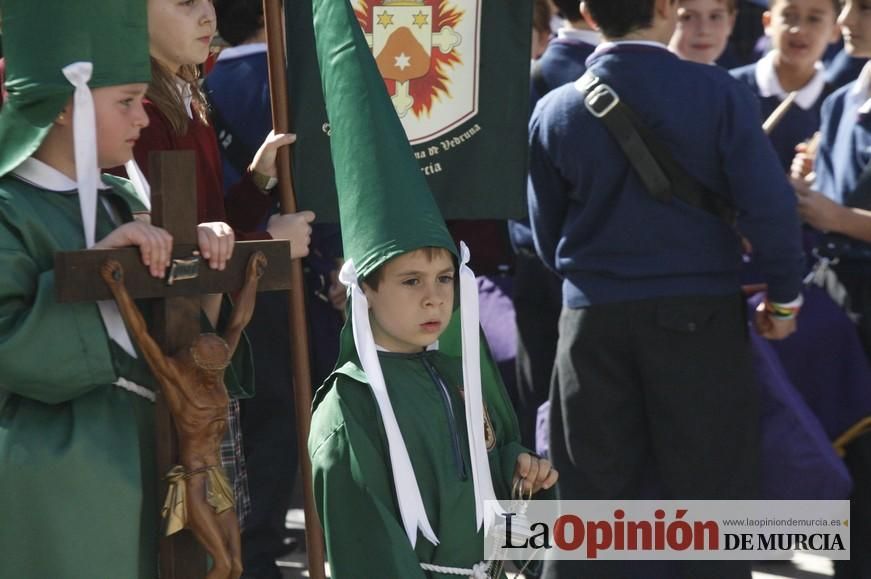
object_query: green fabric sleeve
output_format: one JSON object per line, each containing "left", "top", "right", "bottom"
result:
{"left": 309, "top": 379, "right": 427, "bottom": 579}
{"left": 0, "top": 244, "right": 115, "bottom": 403}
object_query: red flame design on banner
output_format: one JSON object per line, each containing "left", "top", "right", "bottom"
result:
{"left": 356, "top": 0, "right": 463, "bottom": 117}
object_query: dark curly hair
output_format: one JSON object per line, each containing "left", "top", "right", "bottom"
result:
{"left": 214, "top": 0, "right": 263, "bottom": 47}
{"left": 584, "top": 0, "right": 659, "bottom": 38}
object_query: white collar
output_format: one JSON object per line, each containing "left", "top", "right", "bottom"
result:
{"left": 593, "top": 40, "right": 670, "bottom": 56}
{"left": 216, "top": 42, "right": 267, "bottom": 62}
{"left": 175, "top": 77, "right": 194, "bottom": 120}
{"left": 754, "top": 50, "right": 827, "bottom": 110}
{"left": 849, "top": 61, "right": 871, "bottom": 115}
{"left": 556, "top": 27, "right": 602, "bottom": 46}
{"left": 11, "top": 157, "right": 110, "bottom": 193}
{"left": 375, "top": 341, "right": 439, "bottom": 353}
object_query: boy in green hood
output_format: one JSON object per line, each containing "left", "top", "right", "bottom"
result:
{"left": 305, "top": 1, "right": 556, "bottom": 577}
{"left": 0, "top": 0, "right": 243, "bottom": 576}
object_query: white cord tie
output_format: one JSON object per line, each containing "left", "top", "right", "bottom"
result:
{"left": 113, "top": 377, "right": 156, "bottom": 402}
{"left": 419, "top": 561, "right": 491, "bottom": 578}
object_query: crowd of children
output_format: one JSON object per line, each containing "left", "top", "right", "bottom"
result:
{"left": 2, "top": 0, "right": 871, "bottom": 578}
{"left": 524, "top": 1, "right": 871, "bottom": 578}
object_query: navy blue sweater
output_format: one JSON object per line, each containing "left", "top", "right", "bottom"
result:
{"left": 731, "top": 63, "right": 830, "bottom": 171}
{"left": 815, "top": 82, "right": 871, "bottom": 208}
{"left": 205, "top": 51, "right": 273, "bottom": 190}
{"left": 511, "top": 37, "right": 596, "bottom": 252}
{"left": 529, "top": 38, "right": 596, "bottom": 107}
{"left": 528, "top": 44, "right": 804, "bottom": 307}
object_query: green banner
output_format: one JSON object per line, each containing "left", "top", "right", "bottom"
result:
{"left": 287, "top": 0, "right": 533, "bottom": 222}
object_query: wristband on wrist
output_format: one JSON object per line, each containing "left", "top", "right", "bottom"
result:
{"left": 764, "top": 299, "right": 801, "bottom": 320}
{"left": 249, "top": 169, "right": 277, "bottom": 193}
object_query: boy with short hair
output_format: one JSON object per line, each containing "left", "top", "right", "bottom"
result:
{"left": 530, "top": 0, "right": 602, "bottom": 103}
{"left": 512, "top": 0, "right": 602, "bottom": 449}
{"left": 306, "top": 0, "right": 556, "bottom": 576}
{"left": 528, "top": 1, "right": 805, "bottom": 577}
{"left": 731, "top": 0, "right": 841, "bottom": 169}
{"left": 669, "top": 0, "right": 737, "bottom": 64}
{"left": 0, "top": 0, "right": 172, "bottom": 576}
{"left": 311, "top": 241, "right": 557, "bottom": 578}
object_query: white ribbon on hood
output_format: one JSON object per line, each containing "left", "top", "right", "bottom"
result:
{"left": 62, "top": 62, "right": 138, "bottom": 358}
{"left": 458, "top": 241, "right": 503, "bottom": 533}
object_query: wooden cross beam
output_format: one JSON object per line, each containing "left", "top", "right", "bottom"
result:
{"left": 54, "top": 151, "right": 292, "bottom": 579}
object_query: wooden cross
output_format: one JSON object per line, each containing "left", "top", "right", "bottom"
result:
{"left": 54, "top": 151, "right": 293, "bottom": 578}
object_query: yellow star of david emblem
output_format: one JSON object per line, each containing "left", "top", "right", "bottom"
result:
{"left": 412, "top": 10, "right": 429, "bottom": 29}
{"left": 377, "top": 11, "right": 394, "bottom": 29}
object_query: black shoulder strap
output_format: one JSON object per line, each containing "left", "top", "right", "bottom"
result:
{"left": 575, "top": 71, "right": 737, "bottom": 225}
{"left": 203, "top": 80, "right": 256, "bottom": 176}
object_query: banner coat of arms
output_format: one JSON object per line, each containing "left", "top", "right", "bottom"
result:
{"left": 286, "top": 0, "right": 533, "bottom": 221}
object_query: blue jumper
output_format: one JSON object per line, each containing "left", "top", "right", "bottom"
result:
{"left": 731, "top": 62, "right": 830, "bottom": 171}
{"left": 528, "top": 43, "right": 804, "bottom": 307}
{"left": 529, "top": 38, "right": 596, "bottom": 106}
{"left": 815, "top": 82, "right": 871, "bottom": 208}
{"left": 205, "top": 50, "right": 272, "bottom": 191}
{"left": 511, "top": 36, "right": 596, "bottom": 253}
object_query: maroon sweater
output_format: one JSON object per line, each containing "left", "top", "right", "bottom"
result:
{"left": 125, "top": 101, "right": 273, "bottom": 241}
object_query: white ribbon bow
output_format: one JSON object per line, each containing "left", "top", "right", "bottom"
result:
{"left": 62, "top": 62, "right": 137, "bottom": 358}
{"left": 339, "top": 259, "right": 439, "bottom": 547}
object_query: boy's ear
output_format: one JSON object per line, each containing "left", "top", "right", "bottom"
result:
{"left": 654, "top": 0, "right": 678, "bottom": 20}
{"left": 55, "top": 102, "right": 74, "bottom": 127}
{"left": 579, "top": 2, "right": 599, "bottom": 31}
{"left": 762, "top": 10, "right": 773, "bottom": 36}
{"left": 829, "top": 20, "right": 842, "bottom": 44}
{"left": 728, "top": 11, "right": 737, "bottom": 33}
{"left": 360, "top": 280, "right": 376, "bottom": 300}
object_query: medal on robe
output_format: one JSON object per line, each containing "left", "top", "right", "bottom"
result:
{"left": 458, "top": 385, "right": 496, "bottom": 451}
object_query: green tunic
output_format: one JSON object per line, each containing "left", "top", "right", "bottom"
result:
{"left": 309, "top": 349, "right": 528, "bottom": 579}
{"left": 0, "top": 174, "right": 159, "bottom": 578}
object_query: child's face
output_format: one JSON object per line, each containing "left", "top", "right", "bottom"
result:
{"left": 839, "top": 0, "right": 871, "bottom": 58}
{"left": 148, "top": 0, "right": 216, "bottom": 72}
{"left": 669, "top": 0, "right": 736, "bottom": 64}
{"left": 764, "top": 0, "right": 840, "bottom": 71}
{"left": 363, "top": 249, "right": 455, "bottom": 354}
{"left": 93, "top": 83, "right": 149, "bottom": 169}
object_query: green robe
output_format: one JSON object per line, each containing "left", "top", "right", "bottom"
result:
{"left": 0, "top": 174, "right": 253, "bottom": 578}
{"left": 0, "top": 174, "right": 160, "bottom": 578}
{"left": 309, "top": 349, "right": 529, "bottom": 579}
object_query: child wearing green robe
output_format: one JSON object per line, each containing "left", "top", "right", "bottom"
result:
{"left": 0, "top": 1, "right": 237, "bottom": 576}
{"left": 304, "top": 1, "right": 557, "bottom": 576}
{"left": 310, "top": 247, "right": 557, "bottom": 578}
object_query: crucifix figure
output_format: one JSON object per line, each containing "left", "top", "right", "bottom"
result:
{"left": 100, "top": 250, "right": 265, "bottom": 579}
{"left": 55, "top": 151, "right": 293, "bottom": 579}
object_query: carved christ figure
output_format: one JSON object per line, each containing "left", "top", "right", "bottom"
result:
{"left": 100, "top": 251, "right": 267, "bottom": 579}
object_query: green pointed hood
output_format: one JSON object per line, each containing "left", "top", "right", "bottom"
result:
{"left": 0, "top": 0, "right": 151, "bottom": 359}
{"left": 312, "top": 0, "right": 456, "bottom": 282}
{"left": 0, "top": 0, "right": 151, "bottom": 178}
{"left": 310, "top": 0, "right": 508, "bottom": 552}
